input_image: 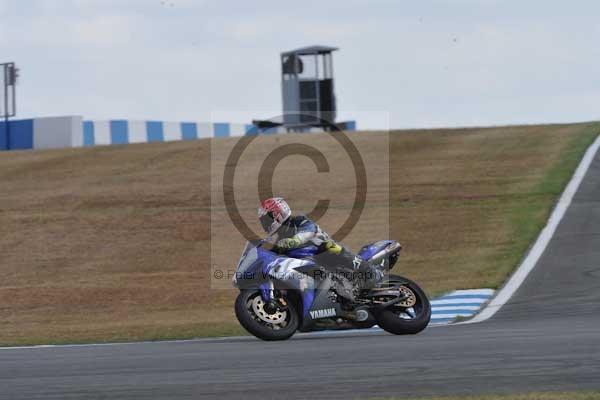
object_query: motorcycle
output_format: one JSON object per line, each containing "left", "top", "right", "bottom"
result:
{"left": 232, "top": 239, "right": 431, "bottom": 340}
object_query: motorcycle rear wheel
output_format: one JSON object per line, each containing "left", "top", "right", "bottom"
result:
{"left": 235, "top": 289, "right": 299, "bottom": 341}
{"left": 374, "top": 275, "right": 431, "bottom": 335}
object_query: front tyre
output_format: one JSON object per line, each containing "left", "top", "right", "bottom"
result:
{"left": 235, "top": 289, "right": 299, "bottom": 341}
{"left": 375, "top": 276, "right": 431, "bottom": 335}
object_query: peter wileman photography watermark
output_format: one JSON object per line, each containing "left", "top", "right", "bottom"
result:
{"left": 210, "top": 111, "right": 390, "bottom": 289}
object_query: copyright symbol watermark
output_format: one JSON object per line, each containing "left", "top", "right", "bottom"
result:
{"left": 222, "top": 114, "right": 367, "bottom": 243}
{"left": 209, "top": 110, "right": 390, "bottom": 289}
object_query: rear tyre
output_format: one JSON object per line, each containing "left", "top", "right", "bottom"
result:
{"left": 235, "top": 289, "right": 299, "bottom": 341}
{"left": 374, "top": 275, "right": 431, "bottom": 335}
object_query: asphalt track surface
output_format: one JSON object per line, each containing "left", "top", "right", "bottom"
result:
{"left": 2, "top": 153, "right": 600, "bottom": 399}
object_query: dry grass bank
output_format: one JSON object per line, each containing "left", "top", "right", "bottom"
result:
{"left": 0, "top": 122, "right": 597, "bottom": 345}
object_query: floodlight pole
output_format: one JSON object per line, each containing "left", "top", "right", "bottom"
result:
{"left": 3, "top": 83, "right": 8, "bottom": 151}
{"left": 3, "top": 116, "right": 7, "bottom": 151}
{"left": 3, "top": 66, "right": 7, "bottom": 150}
{"left": 2, "top": 62, "right": 17, "bottom": 150}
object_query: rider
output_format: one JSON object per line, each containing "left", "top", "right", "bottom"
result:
{"left": 258, "top": 197, "right": 381, "bottom": 291}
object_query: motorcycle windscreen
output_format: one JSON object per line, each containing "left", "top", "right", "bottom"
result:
{"left": 236, "top": 242, "right": 258, "bottom": 274}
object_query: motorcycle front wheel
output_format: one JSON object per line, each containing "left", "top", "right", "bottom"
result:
{"left": 234, "top": 289, "right": 299, "bottom": 341}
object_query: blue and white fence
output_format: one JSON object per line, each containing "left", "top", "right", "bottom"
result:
{"left": 1, "top": 116, "right": 357, "bottom": 151}
{"left": 82, "top": 120, "right": 256, "bottom": 147}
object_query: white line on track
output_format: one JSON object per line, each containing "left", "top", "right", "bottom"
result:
{"left": 0, "top": 323, "right": 457, "bottom": 351}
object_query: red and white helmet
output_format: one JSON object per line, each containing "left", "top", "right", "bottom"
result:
{"left": 258, "top": 197, "right": 292, "bottom": 235}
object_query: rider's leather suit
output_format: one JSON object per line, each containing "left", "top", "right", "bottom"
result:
{"left": 270, "top": 215, "right": 378, "bottom": 291}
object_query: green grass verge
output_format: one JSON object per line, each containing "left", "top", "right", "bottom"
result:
{"left": 7, "top": 323, "right": 248, "bottom": 347}
{"left": 373, "top": 391, "right": 600, "bottom": 400}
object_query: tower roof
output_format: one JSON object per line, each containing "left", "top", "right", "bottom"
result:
{"left": 281, "top": 45, "right": 338, "bottom": 56}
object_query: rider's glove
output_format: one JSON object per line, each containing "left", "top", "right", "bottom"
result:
{"left": 324, "top": 240, "right": 343, "bottom": 255}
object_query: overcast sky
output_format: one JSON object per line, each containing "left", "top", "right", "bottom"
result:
{"left": 1, "top": 0, "right": 599, "bottom": 129}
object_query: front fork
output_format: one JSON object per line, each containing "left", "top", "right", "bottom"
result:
{"left": 259, "top": 278, "right": 315, "bottom": 317}
{"left": 259, "top": 280, "right": 275, "bottom": 302}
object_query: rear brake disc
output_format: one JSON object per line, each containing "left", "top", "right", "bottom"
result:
{"left": 397, "top": 285, "right": 417, "bottom": 308}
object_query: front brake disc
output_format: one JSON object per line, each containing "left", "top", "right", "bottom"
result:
{"left": 252, "top": 296, "right": 287, "bottom": 324}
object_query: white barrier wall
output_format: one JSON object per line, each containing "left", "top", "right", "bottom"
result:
{"left": 0, "top": 116, "right": 83, "bottom": 151}
{"left": 33, "top": 116, "right": 83, "bottom": 149}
